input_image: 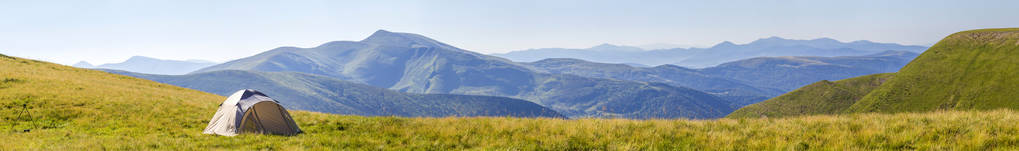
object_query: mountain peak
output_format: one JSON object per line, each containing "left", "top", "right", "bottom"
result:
{"left": 588, "top": 43, "right": 644, "bottom": 51}
{"left": 747, "top": 36, "right": 791, "bottom": 46}
{"left": 763, "top": 36, "right": 786, "bottom": 40}
{"left": 361, "top": 29, "right": 452, "bottom": 49}
{"left": 119, "top": 56, "right": 166, "bottom": 64}
{"left": 811, "top": 37, "right": 840, "bottom": 43}
{"left": 591, "top": 43, "right": 618, "bottom": 48}
{"left": 744, "top": 36, "right": 849, "bottom": 49}
{"left": 849, "top": 40, "right": 875, "bottom": 44}
{"left": 72, "top": 61, "right": 94, "bottom": 68}
{"left": 711, "top": 41, "right": 738, "bottom": 48}
{"left": 127, "top": 56, "right": 156, "bottom": 61}
{"left": 366, "top": 29, "right": 395, "bottom": 38}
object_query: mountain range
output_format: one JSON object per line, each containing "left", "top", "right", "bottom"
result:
{"left": 524, "top": 50, "right": 918, "bottom": 106}
{"left": 493, "top": 37, "right": 927, "bottom": 68}
{"left": 728, "top": 28, "right": 1019, "bottom": 118}
{"left": 106, "top": 69, "right": 564, "bottom": 118}
{"left": 82, "top": 30, "right": 926, "bottom": 119}
{"left": 74, "top": 56, "right": 217, "bottom": 75}
{"left": 526, "top": 58, "right": 780, "bottom": 107}
{"left": 189, "top": 30, "right": 735, "bottom": 119}
{"left": 699, "top": 50, "right": 918, "bottom": 92}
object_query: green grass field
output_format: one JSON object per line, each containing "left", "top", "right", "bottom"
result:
{"left": 3, "top": 52, "right": 1019, "bottom": 150}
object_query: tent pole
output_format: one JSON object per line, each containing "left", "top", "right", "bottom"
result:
{"left": 278, "top": 105, "right": 297, "bottom": 134}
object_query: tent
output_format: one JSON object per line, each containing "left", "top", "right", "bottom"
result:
{"left": 203, "top": 89, "right": 302, "bottom": 136}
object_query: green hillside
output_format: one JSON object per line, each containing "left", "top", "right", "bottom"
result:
{"left": 846, "top": 28, "right": 1019, "bottom": 113}
{"left": 729, "top": 28, "right": 1019, "bottom": 118}
{"left": 727, "top": 73, "right": 894, "bottom": 118}
{"left": 0, "top": 54, "right": 225, "bottom": 148}
{"left": 3, "top": 54, "right": 1019, "bottom": 150}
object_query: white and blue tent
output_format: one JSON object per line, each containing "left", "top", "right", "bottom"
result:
{"left": 203, "top": 89, "right": 302, "bottom": 136}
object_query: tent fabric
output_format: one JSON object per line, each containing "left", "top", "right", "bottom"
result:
{"left": 203, "top": 89, "right": 302, "bottom": 136}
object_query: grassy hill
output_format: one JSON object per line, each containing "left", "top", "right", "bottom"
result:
{"left": 727, "top": 73, "right": 894, "bottom": 118}
{"left": 847, "top": 28, "right": 1019, "bottom": 113}
{"left": 0, "top": 53, "right": 225, "bottom": 149}
{"left": 728, "top": 28, "right": 1019, "bottom": 118}
{"left": 2, "top": 54, "right": 1019, "bottom": 150}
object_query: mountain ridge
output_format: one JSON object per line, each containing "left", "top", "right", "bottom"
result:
{"left": 106, "top": 69, "right": 565, "bottom": 118}
{"left": 75, "top": 56, "right": 217, "bottom": 75}
{"left": 190, "top": 30, "right": 736, "bottom": 119}
{"left": 700, "top": 50, "right": 918, "bottom": 91}
{"left": 493, "top": 36, "right": 927, "bottom": 67}
{"left": 525, "top": 57, "right": 781, "bottom": 107}
{"left": 525, "top": 50, "right": 917, "bottom": 107}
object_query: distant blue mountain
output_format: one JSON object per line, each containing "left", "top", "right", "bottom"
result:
{"left": 72, "top": 61, "right": 95, "bottom": 68}
{"left": 697, "top": 50, "right": 920, "bottom": 92}
{"left": 492, "top": 37, "right": 928, "bottom": 68}
{"left": 526, "top": 58, "right": 782, "bottom": 107}
{"left": 524, "top": 50, "right": 919, "bottom": 107}
{"left": 77, "top": 56, "right": 216, "bottom": 75}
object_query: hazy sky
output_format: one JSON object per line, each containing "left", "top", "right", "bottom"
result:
{"left": 2, "top": 0, "right": 1017, "bottom": 65}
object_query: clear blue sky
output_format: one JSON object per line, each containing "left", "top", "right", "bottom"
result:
{"left": 2, "top": 0, "right": 1017, "bottom": 65}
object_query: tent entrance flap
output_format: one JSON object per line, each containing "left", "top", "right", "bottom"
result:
{"left": 239, "top": 109, "right": 262, "bottom": 134}
{"left": 250, "top": 102, "right": 299, "bottom": 135}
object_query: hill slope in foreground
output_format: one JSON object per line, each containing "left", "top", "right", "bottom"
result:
{"left": 728, "top": 28, "right": 1019, "bottom": 118}
{"left": 847, "top": 28, "right": 1019, "bottom": 113}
